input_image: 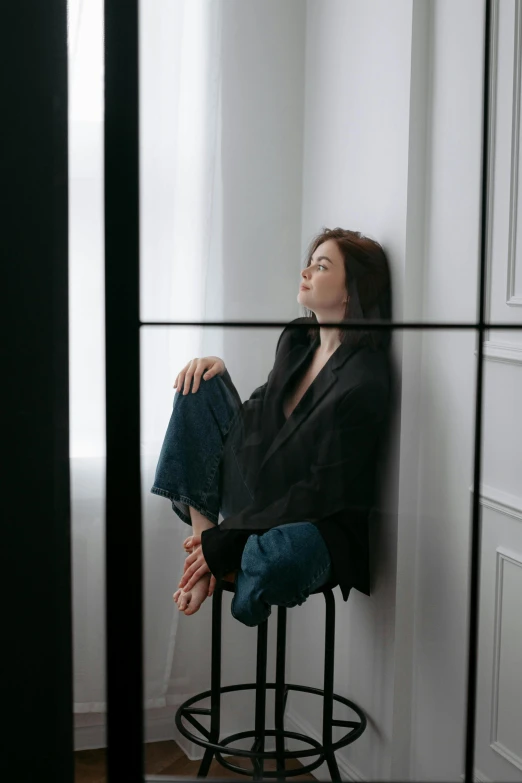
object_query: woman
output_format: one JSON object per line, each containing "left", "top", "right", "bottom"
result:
{"left": 150, "top": 227, "right": 392, "bottom": 627}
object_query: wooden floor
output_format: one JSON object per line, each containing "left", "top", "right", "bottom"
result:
{"left": 75, "top": 740, "right": 317, "bottom": 781}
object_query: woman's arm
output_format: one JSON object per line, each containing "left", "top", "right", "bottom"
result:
{"left": 201, "top": 380, "right": 389, "bottom": 578}
{"left": 220, "top": 367, "right": 243, "bottom": 408}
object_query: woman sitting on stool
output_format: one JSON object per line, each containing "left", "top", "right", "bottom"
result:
{"left": 150, "top": 226, "right": 392, "bottom": 627}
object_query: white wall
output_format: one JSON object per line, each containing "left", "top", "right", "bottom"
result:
{"left": 411, "top": 2, "right": 522, "bottom": 781}
{"left": 407, "top": 0, "right": 485, "bottom": 775}
{"left": 217, "top": 0, "right": 307, "bottom": 398}
{"left": 286, "top": 1, "right": 415, "bottom": 780}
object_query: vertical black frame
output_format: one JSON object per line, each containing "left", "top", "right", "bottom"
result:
{"left": 104, "top": 1, "right": 145, "bottom": 781}
{"left": 3, "top": 0, "right": 74, "bottom": 780}
{"left": 464, "top": 0, "right": 492, "bottom": 778}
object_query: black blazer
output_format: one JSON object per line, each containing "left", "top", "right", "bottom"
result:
{"left": 201, "top": 316, "right": 391, "bottom": 601}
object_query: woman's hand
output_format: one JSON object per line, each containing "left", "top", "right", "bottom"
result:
{"left": 174, "top": 356, "right": 226, "bottom": 395}
{"left": 182, "top": 535, "right": 194, "bottom": 553}
{"left": 183, "top": 536, "right": 216, "bottom": 598}
{"left": 182, "top": 535, "right": 217, "bottom": 596}
{"left": 178, "top": 534, "right": 213, "bottom": 592}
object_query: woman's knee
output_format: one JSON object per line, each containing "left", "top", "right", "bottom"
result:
{"left": 241, "top": 532, "right": 283, "bottom": 582}
{"left": 242, "top": 525, "right": 330, "bottom": 594}
{"left": 176, "top": 373, "right": 225, "bottom": 399}
{"left": 174, "top": 374, "right": 236, "bottom": 425}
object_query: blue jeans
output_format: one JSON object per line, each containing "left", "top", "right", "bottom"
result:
{"left": 150, "top": 374, "right": 333, "bottom": 626}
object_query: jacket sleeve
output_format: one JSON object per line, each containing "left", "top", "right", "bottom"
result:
{"left": 201, "top": 380, "right": 388, "bottom": 579}
{"left": 220, "top": 367, "right": 243, "bottom": 408}
{"left": 201, "top": 527, "right": 253, "bottom": 580}
{"left": 246, "top": 380, "right": 269, "bottom": 404}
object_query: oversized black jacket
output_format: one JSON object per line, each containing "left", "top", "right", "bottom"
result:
{"left": 201, "top": 316, "right": 391, "bottom": 601}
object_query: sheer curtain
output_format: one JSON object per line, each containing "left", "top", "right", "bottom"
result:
{"left": 68, "top": 0, "right": 224, "bottom": 731}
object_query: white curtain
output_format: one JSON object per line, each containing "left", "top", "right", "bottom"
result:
{"left": 68, "top": 0, "right": 224, "bottom": 721}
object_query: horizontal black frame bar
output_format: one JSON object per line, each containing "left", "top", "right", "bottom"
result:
{"left": 140, "top": 320, "right": 522, "bottom": 330}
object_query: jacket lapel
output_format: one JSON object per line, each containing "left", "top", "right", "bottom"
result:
{"left": 258, "top": 338, "right": 358, "bottom": 474}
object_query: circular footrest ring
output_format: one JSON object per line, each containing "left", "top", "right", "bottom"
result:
{"left": 174, "top": 681, "right": 366, "bottom": 768}
{"left": 213, "top": 729, "right": 325, "bottom": 778}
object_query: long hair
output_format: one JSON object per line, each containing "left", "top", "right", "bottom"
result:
{"left": 301, "top": 227, "right": 392, "bottom": 351}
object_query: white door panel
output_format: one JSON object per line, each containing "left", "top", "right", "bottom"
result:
{"left": 477, "top": 5, "right": 522, "bottom": 779}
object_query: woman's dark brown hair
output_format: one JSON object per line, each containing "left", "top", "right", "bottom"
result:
{"left": 301, "top": 227, "right": 392, "bottom": 351}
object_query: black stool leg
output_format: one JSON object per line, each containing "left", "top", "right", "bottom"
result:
{"left": 197, "top": 585, "right": 223, "bottom": 777}
{"left": 251, "top": 617, "right": 268, "bottom": 781}
{"left": 274, "top": 606, "right": 288, "bottom": 780}
{"left": 322, "top": 589, "right": 341, "bottom": 782}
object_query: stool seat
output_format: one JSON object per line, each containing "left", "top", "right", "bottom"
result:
{"left": 174, "top": 576, "right": 367, "bottom": 781}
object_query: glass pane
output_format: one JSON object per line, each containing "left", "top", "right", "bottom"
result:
{"left": 141, "top": 323, "right": 481, "bottom": 781}
{"left": 137, "top": 0, "right": 484, "bottom": 780}
{"left": 68, "top": 0, "right": 505, "bottom": 780}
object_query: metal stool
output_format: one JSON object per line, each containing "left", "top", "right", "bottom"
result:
{"left": 174, "top": 576, "right": 367, "bottom": 780}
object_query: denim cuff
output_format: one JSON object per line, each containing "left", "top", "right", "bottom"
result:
{"left": 149, "top": 486, "right": 220, "bottom": 526}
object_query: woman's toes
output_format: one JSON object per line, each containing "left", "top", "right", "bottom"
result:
{"left": 181, "top": 576, "right": 210, "bottom": 615}
{"left": 184, "top": 598, "right": 201, "bottom": 615}
{"left": 173, "top": 588, "right": 185, "bottom": 606}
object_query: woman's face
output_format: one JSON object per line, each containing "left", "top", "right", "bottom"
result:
{"left": 297, "top": 239, "right": 348, "bottom": 316}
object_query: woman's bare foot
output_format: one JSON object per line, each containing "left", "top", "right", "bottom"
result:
{"left": 173, "top": 572, "right": 211, "bottom": 615}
